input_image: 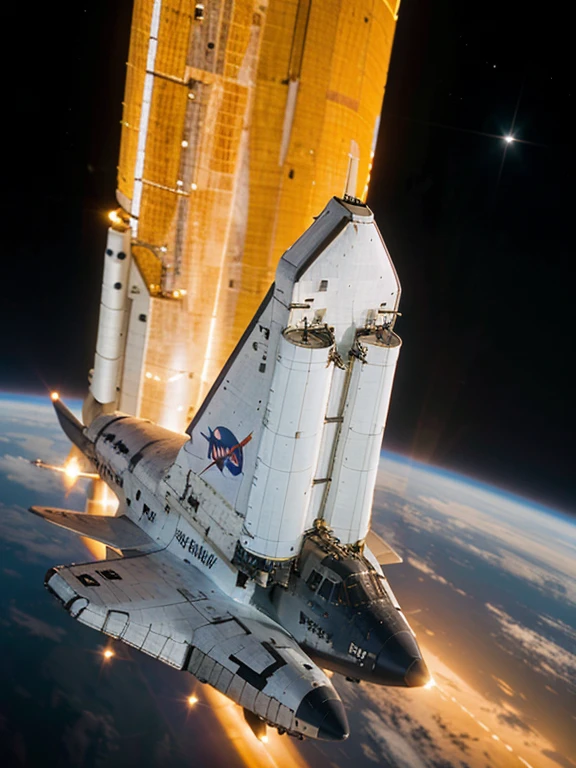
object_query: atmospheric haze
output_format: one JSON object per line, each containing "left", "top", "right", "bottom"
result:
{"left": 0, "top": 394, "right": 574, "bottom": 768}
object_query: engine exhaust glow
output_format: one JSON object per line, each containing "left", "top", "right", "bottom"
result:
{"left": 64, "top": 458, "right": 81, "bottom": 480}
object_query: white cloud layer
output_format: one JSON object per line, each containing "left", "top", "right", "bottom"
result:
{"left": 486, "top": 603, "right": 576, "bottom": 691}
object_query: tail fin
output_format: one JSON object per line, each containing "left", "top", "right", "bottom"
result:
{"left": 51, "top": 395, "right": 96, "bottom": 460}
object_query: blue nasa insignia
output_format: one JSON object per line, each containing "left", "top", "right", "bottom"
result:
{"left": 201, "top": 426, "right": 252, "bottom": 477}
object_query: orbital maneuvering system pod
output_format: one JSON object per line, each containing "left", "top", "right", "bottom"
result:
{"left": 30, "top": 197, "right": 430, "bottom": 743}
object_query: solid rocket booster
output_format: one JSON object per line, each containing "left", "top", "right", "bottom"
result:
{"left": 244, "top": 326, "right": 334, "bottom": 560}
{"left": 90, "top": 218, "right": 132, "bottom": 406}
{"left": 322, "top": 330, "right": 401, "bottom": 544}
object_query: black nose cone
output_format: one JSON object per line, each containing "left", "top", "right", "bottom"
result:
{"left": 296, "top": 686, "right": 349, "bottom": 741}
{"left": 405, "top": 658, "right": 431, "bottom": 687}
{"left": 373, "top": 630, "right": 430, "bottom": 687}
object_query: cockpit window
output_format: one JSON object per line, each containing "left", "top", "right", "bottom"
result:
{"left": 306, "top": 569, "right": 322, "bottom": 592}
{"left": 330, "top": 582, "right": 342, "bottom": 604}
{"left": 315, "top": 577, "right": 342, "bottom": 604}
{"left": 318, "top": 578, "right": 335, "bottom": 601}
{"left": 343, "top": 571, "right": 386, "bottom": 607}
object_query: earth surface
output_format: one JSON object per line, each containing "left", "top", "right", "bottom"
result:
{"left": 0, "top": 393, "right": 574, "bottom": 768}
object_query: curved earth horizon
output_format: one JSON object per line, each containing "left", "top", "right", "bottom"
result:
{"left": 0, "top": 393, "right": 574, "bottom": 768}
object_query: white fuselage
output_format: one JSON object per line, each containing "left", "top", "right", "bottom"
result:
{"left": 82, "top": 408, "right": 428, "bottom": 692}
{"left": 85, "top": 413, "right": 245, "bottom": 599}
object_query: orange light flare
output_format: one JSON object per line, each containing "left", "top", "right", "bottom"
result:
{"left": 108, "top": 209, "right": 123, "bottom": 226}
{"left": 62, "top": 457, "right": 81, "bottom": 491}
{"left": 103, "top": 648, "right": 115, "bottom": 661}
{"left": 80, "top": 479, "right": 118, "bottom": 560}
{"left": 32, "top": 457, "right": 98, "bottom": 485}
{"left": 88, "top": 479, "right": 119, "bottom": 516}
{"left": 201, "top": 686, "right": 309, "bottom": 768}
{"left": 323, "top": 668, "right": 334, "bottom": 678}
{"left": 80, "top": 536, "right": 106, "bottom": 560}
{"left": 50, "top": 391, "right": 59, "bottom": 402}
{"left": 64, "top": 458, "right": 81, "bottom": 480}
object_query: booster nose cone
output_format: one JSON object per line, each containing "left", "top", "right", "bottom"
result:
{"left": 404, "top": 658, "right": 431, "bottom": 687}
{"left": 295, "top": 686, "right": 349, "bottom": 741}
{"left": 374, "top": 630, "right": 428, "bottom": 687}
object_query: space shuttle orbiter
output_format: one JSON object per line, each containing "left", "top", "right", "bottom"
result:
{"left": 30, "top": 197, "right": 429, "bottom": 743}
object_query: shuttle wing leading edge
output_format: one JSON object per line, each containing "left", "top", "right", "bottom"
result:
{"left": 29, "top": 507, "right": 156, "bottom": 552}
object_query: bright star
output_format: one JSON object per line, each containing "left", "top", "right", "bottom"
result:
{"left": 504, "top": 135, "right": 515, "bottom": 144}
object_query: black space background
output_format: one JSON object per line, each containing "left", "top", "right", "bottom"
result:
{"left": 1, "top": 1, "right": 574, "bottom": 514}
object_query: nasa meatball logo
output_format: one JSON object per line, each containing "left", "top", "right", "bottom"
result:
{"left": 200, "top": 426, "right": 252, "bottom": 477}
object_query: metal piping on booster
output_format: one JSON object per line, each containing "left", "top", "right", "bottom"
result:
{"left": 322, "top": 328, "right": 402, "bottom": 544}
